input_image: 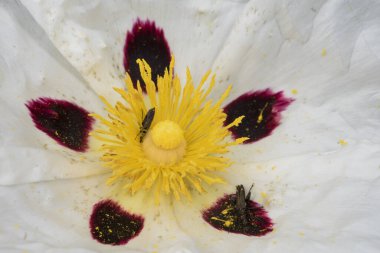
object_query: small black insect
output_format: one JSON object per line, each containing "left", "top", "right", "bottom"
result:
{"left": 235, "top": 183, "right": 254, "bottom": 227}
{"left": 138, "top": 107, "right": 155, "bottom": 143}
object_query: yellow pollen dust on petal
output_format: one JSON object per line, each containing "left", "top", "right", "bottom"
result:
{"left": 91, "top": 56, "right": 246, "bottom": 203}
{"left": 338, "top": 139, "right": 348, "bottom": 146}
{"left": 257, "top": 102, "right": 269, "bottom": 124}
{"left": 321, "top": 48, "right": 327, "bottom": 57}
{"left": 211, "top": 217, "right": 233, "bottom": 227}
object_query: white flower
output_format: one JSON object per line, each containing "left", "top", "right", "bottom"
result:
{"left": 1, "top": 0, "right": 380, "bottom": 252}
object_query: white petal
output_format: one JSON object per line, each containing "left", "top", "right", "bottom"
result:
{"left": 176, "top": 0, "right": 380, "bottom": 252}
{"left": 0, "top": 2, "right": 106, "bottom": 184}
{"left": 19, "top": 0, "right": 248, "bottom": 102}
{"left": 0, "top": 174, "right": 203, "bottom": 252}
{"left": 214, "top": 0, "right": 380, "bottom": 93}
{"left": 0, "top": 176, "right": 105, "bottom": 251}
{"left": 217, "top": 0, "right": 380, "bottom": 162}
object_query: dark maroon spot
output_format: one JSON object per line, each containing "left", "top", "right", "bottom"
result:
{"left": 202, "top": 188, "right": 273, "bottom": 236}
{"left": 26, "top": 97, "right": 94, "bottom": 152}
{"left": 123, "top": 18, "right": 171, "bottom": 92}
{"left": 89, "top": 199, "right": 144, "bottom": 245}
{"left": 224, "top": 89, "right": 293, "bottom": 144}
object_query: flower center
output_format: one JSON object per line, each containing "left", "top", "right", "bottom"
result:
{"left": 143, "top": 120, "right": 186, "bottom": 165}
{"left": 91, "top": 57, "right": 248, "bottom": 202}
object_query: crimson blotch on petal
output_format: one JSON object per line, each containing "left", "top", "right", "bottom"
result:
{"left": 26, "top": 98, "right": 94, "bottom": 152}
{"left": 123, "top": 19, "right": 171, "bottom": 92}
{"left": 202, "top": 187, "right": 273, "bottom": 236}
{"left": 89, "top": 199, "right": 144, "bottom": 245}
{"left": 224, "top": 89, "right": 293, "bottom": 144}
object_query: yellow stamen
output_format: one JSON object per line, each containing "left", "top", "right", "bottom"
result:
{"left": 91, "top": 56, "right": 245, "bottom": 203}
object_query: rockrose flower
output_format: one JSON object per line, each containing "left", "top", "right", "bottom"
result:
{"left": 1, "top": 1, "right": 380, "bottom": 253}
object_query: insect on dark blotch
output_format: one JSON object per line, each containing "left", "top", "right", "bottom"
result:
{"left": 202, "top": 184, "right": 273, "bottom": 236}
{"left": 139, "top": 107, "right": 155, "bottom": 143}
{"left": 235, "top": 184, "right": 254, "bottom": 228}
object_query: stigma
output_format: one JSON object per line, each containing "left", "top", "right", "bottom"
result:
{"left": 143, "top": 120, "right": 186, "bottom": 165}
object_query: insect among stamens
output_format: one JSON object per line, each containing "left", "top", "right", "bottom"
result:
{"left": 235, "top": 183, "right": 254, "bottom": 227}
{"left": 138, "top": 107, "right": 155, "bottom": 143}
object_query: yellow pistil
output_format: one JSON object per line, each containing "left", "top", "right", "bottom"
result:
{"left": 150, "top": 120, "right": 184, "bottom": 150}
{"left": 91, "top": 56, "right": 248, "bottom": 203}
{"left": 142, "top": 131, "right": 186, "bottom": 166}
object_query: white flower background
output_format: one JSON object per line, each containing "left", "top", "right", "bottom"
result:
{"left": 1, "top": 0, "right": 380, "bottom": 252}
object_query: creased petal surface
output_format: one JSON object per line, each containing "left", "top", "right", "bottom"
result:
{"left": 172, "top": 0, "right": 380, "bottom": 252}
{"left": 0, "top": 2, "right": 106, "bottom": 185}
{"left": 20, "top": 0, "right": 247, "bottom": 103}
{"left": 1, "top": 0, "right": 380, "bottom": 252}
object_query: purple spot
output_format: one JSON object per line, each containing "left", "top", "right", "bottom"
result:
{"left": 202, "top": 191, "right": 273, "bottom": 236}
{"left": 123, "top": 19, "right": 171, "bottom": 92}
{"left": 26, "top": 97, "right": 94, "bottom": 152}
{"left": 89, "top": 199, "right": 144, "bottom": 245}
{"left": 224, "top": 89, "right": 293, "bottom": 144}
